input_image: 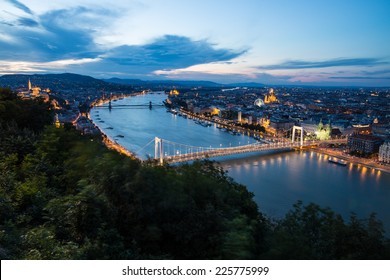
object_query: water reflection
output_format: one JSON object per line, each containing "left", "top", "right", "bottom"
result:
{"left": 360, "top": 167, "right": 367, "bottom": 180}
{"left": 220, "top": 151, "right": 390, "bottom": 235}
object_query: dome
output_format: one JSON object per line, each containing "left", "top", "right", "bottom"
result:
{"left": 254, "top": 98, "right": 265, "bottom": 107}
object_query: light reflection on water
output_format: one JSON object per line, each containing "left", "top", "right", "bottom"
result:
{"left": 91, "top": 93, "right": 390, "bottom": 235}
{"left": 220, "top": 151, "right": 390, "bottom": 235}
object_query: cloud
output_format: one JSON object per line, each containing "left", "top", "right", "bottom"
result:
{"left": 329, "top": 76, "right": 390, "bottom": 80}
{"left": 0, "top": 3, "right": 251, "bottom": 83}
{"left": 0, "top": 58, "right": 102, "bottom": 74}
{"left": 63, "top": 36, "right": 245, "bottom": 78}
{"left": 5, "top": 0, "right": 33, "bottom": 15}
{"left": 105, "top": 35, "right": 246, "bottom": 70}
{"left": 17, "top": 17, "right": 39, "bottom": 27}
{"left": 0, "top": 6, "right": 113, "bottom": 61}
{"left": 0, "top": 2, "right": 247, "bottom": 81}
{"left": 0, "top": 20, "right": 14, "bottom": 27}
{"left": 258, "top": 58, "right": 388, "bottom": 70}
{"left": 1, "top": 2, "right": 245, "bottom": 76}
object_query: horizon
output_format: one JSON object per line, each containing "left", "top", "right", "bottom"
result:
{"left": 3, "top": 71, "right": 390, "bottom": 89}
{"left": 1, "top": 0, "right": 390, "bottom": 86}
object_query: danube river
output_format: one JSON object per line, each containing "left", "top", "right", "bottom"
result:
{"left": 91, "top": 93, "right": 390, "bottom": 234}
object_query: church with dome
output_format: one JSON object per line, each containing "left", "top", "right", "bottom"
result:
{"left": 264, "top": 88, "right": 279, "bottom": 104}
{"left": 254, "top": 98, "right": 265, "bottom": 107}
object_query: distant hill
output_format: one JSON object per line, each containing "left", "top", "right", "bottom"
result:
{"left": 0, "top": 73, "right": 133, "bottom": 92}
{"left": 226, "top": 82, "right": 265, "bottom": 88}
{"left": 105, "top": 77, "right": 266, "bottom": 88}
{"left": 0, "top": 73, "right": 266, "bottom": 92}
{"left": 104, "top": 78, "right": 224, "bottom": 88}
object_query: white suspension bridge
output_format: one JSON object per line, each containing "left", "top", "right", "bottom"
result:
{"left": 136, "top": 126, "right": 347, "bottom": 164}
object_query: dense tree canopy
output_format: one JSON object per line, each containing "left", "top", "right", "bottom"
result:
{"left": 1, "top": 88, "right": 389, "bottom": 259}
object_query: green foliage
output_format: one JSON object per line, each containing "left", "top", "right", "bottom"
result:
{"left": 262, "top": 201, "right": 390, "bottom": 259}
{"left": 0, "top": 93, "right": 52, "bottom": 133}
{"left": 237, "top": 122, "right": 266, "bottom": 133}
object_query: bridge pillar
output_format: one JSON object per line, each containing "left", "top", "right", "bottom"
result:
{"left": 292, "top": 126, "right": 303, "bottom": 146}
{"left": 149, "top": 101, "right": 152, "bottom": 110}
{"left": 154, "top": 137, "right": 163, "bottom": 165}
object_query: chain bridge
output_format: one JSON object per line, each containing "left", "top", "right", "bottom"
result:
{"left": 94, "top": 101, "right": 164, "bottom": 110}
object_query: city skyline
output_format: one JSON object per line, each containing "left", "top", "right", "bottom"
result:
{"left": 1, "top": 0, "right": 389, "bottom": 86}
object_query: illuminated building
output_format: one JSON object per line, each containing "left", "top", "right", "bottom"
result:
{"left": 379, "top": 142, "right": 390, "bottom": 163}
{"left": 169, "top": 89, "right": 179, "bottom": 95}
{"left": 210, "top": 107, "right": 220, "bottom": 116}
{"left": 55, "top": 114, "right": 61, "bottom": 128}
{"left": 237, "top": 111, "right": 242, "bottom": 123}
{"left": 352, "top": 124, "right": 371, "bottom": 135}
{"left": 264, "top": 88, "right": 279, "bottom": 104}
{"left": 315, "top": 120, "right": 331, "bottom": 140}
{"left": 18, "top": 79, "right": 49, "bottom": 102}
{"left": 254, "top": 98, "right": 265, "bottom": 107}
{"left": 260, "top": 117, "right": 270, "bottom": 129}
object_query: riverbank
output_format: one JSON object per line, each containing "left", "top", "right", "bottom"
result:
{"left": 87, "top": 91, "right": 152, "bottom": 160}
{"left": 178, "top": 108, "right": 284, "bottom": 142}
{"left": 312, "top": 147, "right": 390, "bottom": 174}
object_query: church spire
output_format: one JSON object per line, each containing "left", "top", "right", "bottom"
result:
{"left": 55, "top": 114, "right": 61, "bottom": 128}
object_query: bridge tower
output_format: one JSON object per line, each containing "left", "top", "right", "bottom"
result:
{"left": 149, "top": 101, "right": 152, "bottom": 110}
{"left": 108, "top": 93, "right": 113, "bottom": 110}
{"left": 292, "top": 126, "right": 304, "bottom": 147}
{"left": 154, "top": 137, "right": 163, "bottom": 165}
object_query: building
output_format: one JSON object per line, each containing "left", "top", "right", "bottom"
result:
{"left": 372, "top": 123, "right": 390, "bottom": 138}
{"left": 348, "top": 134, "right": 383, "bottom": 155}
{"left": 268, "top": 118, "right": 294, "bottom": 136}
{"left": 254, "top": 98, "right": 265, "bottom": 107}
{"left": 169, "top": 89, "right": 179, "bottom": 95}
{"left": 264, "top": 88, "right": 279, "bottom": 104}
{"left": 17, "top": 79, "right": 50, "bottom": 102}
{"left": 237, "top": 111, "right": 242, "bottom": 123}
{"left": 351, "top": 124, "right": 371, "bottom": 135}
{"left": 378, "top": 142, "right": 390, "bottom": 163}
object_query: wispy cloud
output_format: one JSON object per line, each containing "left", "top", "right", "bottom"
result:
{"left": 5, "top": 0, "right": 33, "bottom": 15}
{"left": 0, "top": 58, "right": 102, "bottom": 74}
{"left": 17, "top": 17, "right": 39, "bottom": 27}
{"left": 329, "top": 76, "right": 390, "bottom": 80}
{"left": 258, "top": 58, "right": 388, "bottom": 70}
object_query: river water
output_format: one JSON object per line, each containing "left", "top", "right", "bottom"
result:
{"left": 91, "top": 93, "right": 390, "bottom": 234}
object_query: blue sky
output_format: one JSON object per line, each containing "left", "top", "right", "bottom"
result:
{"left": 0, "top": 0, "right": 389, "bottom": 86}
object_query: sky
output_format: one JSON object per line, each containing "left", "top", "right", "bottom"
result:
{"left": 0, "top": 0, "right": 390, "bottom": 86}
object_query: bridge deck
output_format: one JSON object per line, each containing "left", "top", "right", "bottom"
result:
{"left": 161, "top": 139, "right": 346, "bottom": 164}
{"left": 96, "top": 104, "right": 165, "bottom": 108}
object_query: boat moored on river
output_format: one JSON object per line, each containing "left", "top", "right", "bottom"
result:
{"left": 328, "top": 157, "right": 347, "bottom": 166}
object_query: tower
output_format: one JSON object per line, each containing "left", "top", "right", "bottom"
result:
{"left": 55, "top": 114, "right": 61, "bottom": 128}
{"left": 28, "top": 79, "right": 32, "bottom": 91}
{"left": 154, "top": 137, "right": 163, "bottom": 165}
{"left": 292, "top": 126, "right": 304, "bottom": 146}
